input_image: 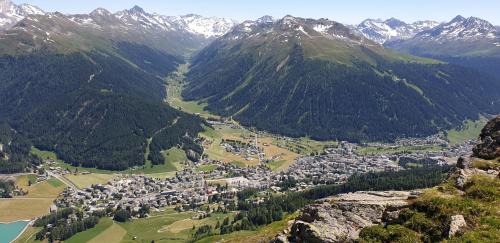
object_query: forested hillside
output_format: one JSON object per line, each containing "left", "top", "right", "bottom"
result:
{"left": 0, "top": 49, "right": 204, "bottom": 171}
{"left": 185, "top": 16, "right": 500, "bottom": 142}
{"left": 0, "top": 122, "right": 41, "bottom": 173}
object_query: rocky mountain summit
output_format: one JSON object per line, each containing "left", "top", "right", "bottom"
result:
{"left": 274, "top": 116, "right": 500, "bottom": 242}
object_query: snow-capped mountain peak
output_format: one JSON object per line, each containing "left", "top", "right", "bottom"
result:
{"left": 354, "top": 18, "right": 439, "bottom": 44}
{"left": 90, "top": 8, "right": 112, "bottom": 17}
{"left": 0, "top": 0, "right": 45, "bottom": 30}
{"left": 256, "top": 15, "right": 276, "bottom": 24}
{"left": 166, "top": 14, "right": 238, "bottom": 38}
{"left": 417, "top": 15, "right": 497, "bottom": 42}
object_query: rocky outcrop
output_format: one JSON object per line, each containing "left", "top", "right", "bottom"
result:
{"left": 186, "top": 149, "right": 201, "bottom": 162}
{"left": 282, "top": 191, "right": 414, "bottom": 242}
{"left": 473, "top": 116, "right": 500, "bottom": 160}
{"left": 448, "top": 215, "right": 467, "bottom": 238}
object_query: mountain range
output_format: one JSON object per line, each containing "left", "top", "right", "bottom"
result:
{"left": 386, "top": 15, "right": 500, "bottom": 78}
{"left": 184, "top": 15, "right": 500, "bottom": 141}
{"left": 0, "top": 0, "right": 499, "bottom": 169}
{"left": 352, "top": 18, "right": 439, "bottom": 44}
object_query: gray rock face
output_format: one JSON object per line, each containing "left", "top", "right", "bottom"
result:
{"left": 186, "top": 149, "right": 200, "bottom": 162}
{"left": 449, "top": 215, "right": 467, "bottom": 238}
{"left": 473, "top": 116, "right": 500, "bottom": 160}
{"left": 285, "top": 191, "right": 413, "bottom": 242}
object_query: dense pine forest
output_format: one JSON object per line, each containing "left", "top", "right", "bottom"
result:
{"left": 0, "top": 46, "right": 204, "bottom": 171}
{"left": 0, "top": 122, "right": 41, "bottom": 173}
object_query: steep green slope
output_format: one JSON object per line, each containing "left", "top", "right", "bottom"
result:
{"left": 0, "top": 51, "right": 204, "bottom": 170}
{"left": 184, "top": 16, "right": 500, "bottom": 142}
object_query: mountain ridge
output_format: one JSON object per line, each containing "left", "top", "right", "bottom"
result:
{"left": 184, "top": 15, "right": 500, "bottom": 142}
{"left": 353, "top": 17, "right": 439, "bottom": 44}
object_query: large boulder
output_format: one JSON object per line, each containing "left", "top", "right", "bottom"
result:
{"left": 449, "top": 215, "right": 467, "bottom": 238}
{"left": 473, "top": 116, "right": 500, "bottom": 160}
{"left": 284, "top": 191, "right": 413, "bottom": 242}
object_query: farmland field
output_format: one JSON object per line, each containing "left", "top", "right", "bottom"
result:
{"left": 0, "top": 176, "right": 65, "bottom": 222}
{"left": 64, "top": 173, "right": 116, "bottom": 189}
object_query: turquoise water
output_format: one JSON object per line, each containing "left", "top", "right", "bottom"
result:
{"left": 0, "top": 221, "right": 29, "bottom": 243}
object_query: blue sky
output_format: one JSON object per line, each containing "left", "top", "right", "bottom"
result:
{"left": 16, "top": 0, "right": 500, "bottom": 25}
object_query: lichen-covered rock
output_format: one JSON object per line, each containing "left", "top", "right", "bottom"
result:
{"left": 455, "top": 169, "right": 468, "bottom": 189}
{"left": 449, "top": 215, "right": 467, "bottom": 238}
{"left": 473, "top": 116, "right": 500, "bottom": 160}
{"left": 284, "top": 191, "right": 413, "bottom": 242}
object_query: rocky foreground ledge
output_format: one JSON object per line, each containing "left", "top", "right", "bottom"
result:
{"left": 274, "top": 191, "right": 418, "bottom": 242}
{"left": 274, "top": 116, "right": 500, "bottom": 243}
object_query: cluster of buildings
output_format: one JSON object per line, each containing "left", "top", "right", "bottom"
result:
{"left": 57, "top": 172, "right": 218, "bottom": 216}
{"left": 51, "top": 133, "right": 474, "bottom": 217}
{"left": 283, "top": 143, "right": 401, "bottom": 188}
{"left": 220, "top": 138, "right": 263, "bottom": 161}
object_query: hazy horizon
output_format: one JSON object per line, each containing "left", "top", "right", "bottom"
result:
{"left": 15, "top": 0, "right": 500, "bottom": 25}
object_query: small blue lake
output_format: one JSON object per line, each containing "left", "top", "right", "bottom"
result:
{"left": 0, "top": 221, "right": 29, "bottom": 243}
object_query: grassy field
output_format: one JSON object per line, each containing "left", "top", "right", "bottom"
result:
{"left": 65, "top": 217, "right": 114, "bottom": 243}
{"left": 116, "top": 207, "right": 234, "bottom": 243}
{"left": 446, "top": 118, "right": 487, "bottom": 145}
{"left": 119, "top": 208, "right": 195, "bottom": 243}
{"left": 196, "top": 164, "right": 219, "bottom": 172}
{"left": 266, "top": 160, "right": 288, "bottom": 171}
{"left": 12, "top": 226, "right": 41, "bottom": 243}
{"left": 196, "top": 212, "right": 298, "bottom": 243}
{"left": 64, "top": 173, "right": 116, "bottom": 189}
{"left": 165, "top": 64, "right": 215, "bottom": 119}
{"left": 88, "top": 221, "right": 127, "bottom": 243}
{"left": 0, "top": 176, "right": 65, "bottom": 222}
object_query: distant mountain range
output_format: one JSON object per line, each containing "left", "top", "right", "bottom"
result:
{"left": 184, "top": 15, "right": 500, "bottom": 141}
{"left": 0, "top": 1, "right": 237, "bottom": 57}
{"left": 352, "top": 18, "right": 439, "bottom": 44}
{"left": 386, "top": 15, "right": 498, "bottom": 55}
{"left": 0, "top": 1, "right": 236, "bottom": 38}
{"left": 385, "top": 15, "right": 500, "bottom": 78}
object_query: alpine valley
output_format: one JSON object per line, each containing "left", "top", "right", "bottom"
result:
{"left": 0, "top": 1, "right": 499, "bottom": 243}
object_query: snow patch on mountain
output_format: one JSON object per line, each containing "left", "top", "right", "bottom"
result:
{"left": 166, "top": 14, "right": 237, "bottom": 38}
{"left": 314, "top": 24, "right": 333, "bottom": 34}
